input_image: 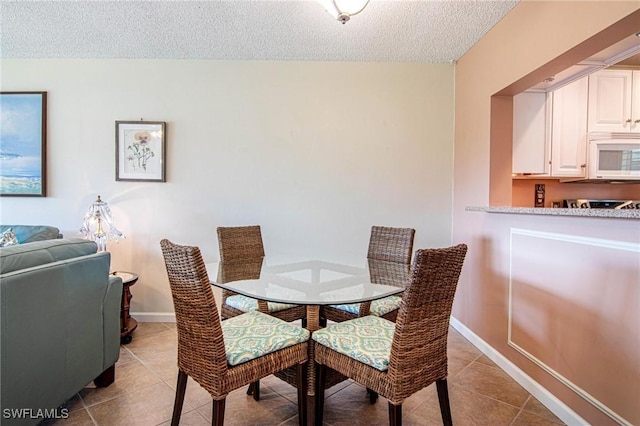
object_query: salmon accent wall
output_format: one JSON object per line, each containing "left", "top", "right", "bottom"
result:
{"left": 496, "top": 9, "right": 640, "bottom": 97}
{"left": 489, "top": 96, "right": 514, "bottom": 206}
{"left": 453, "top": 1, "right": 640, "bottom": 424}
{"left": 509, "top": 228, "right": 639, "bottom": 423}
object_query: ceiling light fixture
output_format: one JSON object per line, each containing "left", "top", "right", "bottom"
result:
{"left": 319, "top": 0, "right": 370, "bottom": 24}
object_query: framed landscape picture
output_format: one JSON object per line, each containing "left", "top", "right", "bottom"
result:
{"left": 116, "top": 121, "right": 166, "bottom": 182}
{"left": 0, "top": 92, "right": 47, "bottom": 196}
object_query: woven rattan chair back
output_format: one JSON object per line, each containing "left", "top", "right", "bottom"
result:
{"left": 215, "top": 227, "right": 307, "bottom": 402}
{"left": 315, "top": 243, "right": 468, "bottom": 426}
{"left": 368, "top": 259, "right": 411, "bottom": 288}
{"left": 388, "top": 243, "right": 468, "bottom": 381}
{"left": 215, "top": 225, "right": 305, "bottom": 320}
{"left": 160, "top": 239, "right": 228, "bottom": 387}
{"left": 216, "top": 225, "right": 268, "bottom": 320}
{"left": 161, "top": 239, "right": 309, "bottom": 426}
{"left": 367, "top": 226, "right": 415, "bottom": 264}
{"left": 320, "top": 227, "right": 415, "bottom": 325}
{"left": 217, "top": 257, "right": 264, "bottom": 283}
{"left": 217, "top": 225, "right": 265, "bottom": 261}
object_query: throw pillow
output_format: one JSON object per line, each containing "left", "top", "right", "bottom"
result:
{"left": 0, "top": 228, "right": 19, "bottom": 247}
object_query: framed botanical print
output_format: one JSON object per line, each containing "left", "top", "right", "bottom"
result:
{"left": 0, "top": 92, "right": 47, "bottom": 196}
{"left": 116, "top": 121, "right": 166, "bottom": 182}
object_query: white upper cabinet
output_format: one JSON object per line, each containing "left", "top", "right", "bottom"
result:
{"left": 551, "top": 77, "right": 589, "bottom": 177}
{"left": 512, "top": 92, "right": 550, "bottom": 175}
{"left": 588, "top": 69, "right": 640, "bottom": 132}
{"left": 512, "top": 77, "right": 588, "bottom": 178}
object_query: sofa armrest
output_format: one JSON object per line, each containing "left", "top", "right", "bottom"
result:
{"left": 103, "top": 274, "right": 123, "bottom": 370}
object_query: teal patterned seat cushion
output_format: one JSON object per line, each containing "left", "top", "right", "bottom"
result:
{"left": 222, "top": 310, "right": 310, "bottom": 366}
{"left": 312, "top": 315, "right": 395, "bottom": 371}
{"left": 225, "top": 294, "right": 298, "bottom": 313}
{"left": 329, "top": 295, "right": 402, "bottom": 317}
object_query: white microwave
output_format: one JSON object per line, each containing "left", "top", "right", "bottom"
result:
{"left": 588, "top": 138, "right": 640, "bottom": 181}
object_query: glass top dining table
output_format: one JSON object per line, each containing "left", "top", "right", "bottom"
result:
{"left": 205, "top": 256, "right": 408, "bottom": 307}
{"left": 205, "top": 256, "right": 410, "bottom": 426}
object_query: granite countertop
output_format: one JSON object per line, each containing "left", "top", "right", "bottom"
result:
{"left": 466, "top": 206, "right": 640, "bottom": 219}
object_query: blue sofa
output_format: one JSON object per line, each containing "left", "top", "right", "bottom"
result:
{"left": 0, "top": 236, "right": 122, "bottom": 425}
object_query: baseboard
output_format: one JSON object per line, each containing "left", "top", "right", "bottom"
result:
{"left": 131, "top": 312, "right": 176, "bottom": 322}
{"left": 449, "top": 316, "right": 587, "bottom": 426}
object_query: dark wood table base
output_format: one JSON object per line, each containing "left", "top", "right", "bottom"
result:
{"left": 113, "top": 271, "right": 139, "bottom": 344}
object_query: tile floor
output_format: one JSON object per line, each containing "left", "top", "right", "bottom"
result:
{"left": 50, "top": 322, "right": 565, "bottom": 426}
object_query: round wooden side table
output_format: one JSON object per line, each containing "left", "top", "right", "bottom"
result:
{"left": 112, "top": 271, "right": 138, "bottom": 344}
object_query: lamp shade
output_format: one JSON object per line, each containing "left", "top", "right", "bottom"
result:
{"left": 319, "top": 0, "right": 370, "bottom": 23}
{"left": 79, "top": 195, "right": 125, "bottom": 252}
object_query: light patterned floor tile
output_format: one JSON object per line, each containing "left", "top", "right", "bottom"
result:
{"left": 87, "top": 381, "right": 191, "bottom": 426}
{"left": 522, "top": 396, "right": 565, "bottom": 424}
{"left": 405, "top": 384, "right": 521, "bottom": 426}
{"left": 47, "top": 323, "right": 564, "bottom": 425}
{"left": 195, "top": 385, "right": 299, "bottom": 426}
{"left": 451, "top": 359, "right": 530, "bottom": 408}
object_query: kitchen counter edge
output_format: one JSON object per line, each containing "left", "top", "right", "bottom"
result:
{"left": 465, "top": 206, "right": 640, "bottom": 219}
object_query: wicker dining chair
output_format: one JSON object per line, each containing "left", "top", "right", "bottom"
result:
{"left": 160, "top": 239, "right": 310, "bottom": 426}
{"left": 217, "top": 225, "right": 265, "bottom": 261}
{"left": 313, "top": 244, "right": 468, "bottom": 426}
{"left": 217, "top": 225, "right": 307, "bottom": 322}
{"left": 367, "top": 225, "right": 416, "bottom": 264}
{"left": 216, "top": 225, "right": 307, "bottom": 400}
{"left": 321, "top": 226, "right": 415, "bottom": 324}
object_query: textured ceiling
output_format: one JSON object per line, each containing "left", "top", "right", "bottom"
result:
{"left": 0, "top": 0, "right": 518, "bottom": 62}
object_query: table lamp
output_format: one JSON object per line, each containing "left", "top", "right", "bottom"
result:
{"left": 80, "top": 195, "right": 125, "bottom": 252}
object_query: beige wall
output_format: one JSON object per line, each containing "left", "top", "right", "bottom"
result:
{"left": 0, "top": 59, "right": 455, "bottom": 314}
{"left": 453, "top": 1, "right": 640, "bottom": 425}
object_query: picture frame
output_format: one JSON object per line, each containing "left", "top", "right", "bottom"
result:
{"left": 116, "top": 121, "right": 166, "bottom": 182}
{"left": 0, "top": 91, "right": 47, "bottom": 197}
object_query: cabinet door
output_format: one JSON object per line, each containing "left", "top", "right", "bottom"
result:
{"left": 588, "top": 69, "right": 633, "bottom": 132}
{"left": 551, "top": 77, "right": 588, "bottom": 177}
{"left": 633, "top": 71, "right": 640, "bottom": 132}
{"left": 513, "top": 92, "right": 550, "bottom": 175}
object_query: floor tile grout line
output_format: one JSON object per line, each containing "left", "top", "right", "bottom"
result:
{"left": 83, "top": 339, "right": 189, "bottom": 426}
{"left": 76, "top": 376, "right": 124, "bottom": 410}
{"left": 154, "top": 407, "right": 208, "bottom": 426}
{"left": 450, "top": 355, "right": 534, "bottom": 402}
{"left": 520, "top": 394, "right": 532, "bottom": 410}
{"left": 454, "top": 344, "right": 564, "bottom": 424}
{"left": 73, "top": 394, "right": 99, "bottom": 426}
{"left": 76, "top": 344, "right": 131, "bottom": 426}
{"left": 448, "top": 381, "right": 564, "bottom": 425}
{"left": 75, "top": 377, "right": 107, "bottom": 425}
{"left": 260, "top": 382, "right": 301, "bottom": 406}
{"left": 122, "top": 326, "right": 217, "bottom": 418}
{"left": 448, "top": 382, "right": 529, "bottom": 411}
{"left": 277, "top": 412, "right": 299, "bottom": 426}
{"left": 509, "top": 395, "right": 532, "bottom": 426}
{"left": 85, "top": 406, "right": 99, "bottom": 426}
{"left": 447, "top": 354, "right": 477, "bottom": 380}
